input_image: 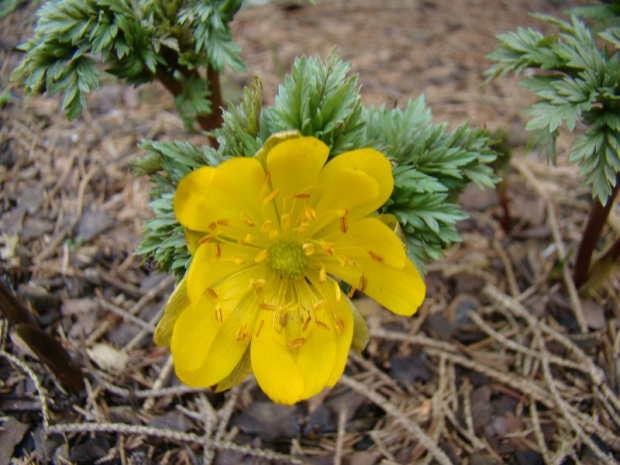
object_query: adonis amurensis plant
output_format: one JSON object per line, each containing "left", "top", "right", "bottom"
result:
{"left": 487, "top": 1, "right": 620, "bottom": 292}
{"left": 11, "top": 1, "right": 499, "bottom": 402}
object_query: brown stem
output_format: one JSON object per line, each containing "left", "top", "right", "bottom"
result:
{"left": 153, "top": 64, "right": 223, "bottom": 149}
{"left": 196, "top": 64, "right": 224, "bottom": 143}
{"left": 573, "top": 173, "right": 620, "bottom": 288}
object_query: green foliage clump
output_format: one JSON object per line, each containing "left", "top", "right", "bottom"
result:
{"left": 11, "top": 0, "right": 245, "bottom": 123}
{"left": 486, "top": 10, "right": 620, "bottom": 203}
{"left": 136, "top": 53, "right": 498, "bottom": 277}
{"left": 365, "top": 98, "right": 498, "bottom": 271}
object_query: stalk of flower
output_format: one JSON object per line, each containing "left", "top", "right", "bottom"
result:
{"left": 154, "top": 134, "right": 426, "bottom": 405}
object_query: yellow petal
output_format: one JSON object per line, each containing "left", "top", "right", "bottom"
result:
{"left": 319, "top": 217, "right": 407, "bottom": 268}
{"left": 214, "top": 345, "right": 253, "bottom": 392}
{"left": 154, "top": 275, "right": 190, "bottom": 346}
{"left": 187, "top": 241, "right": 261, "bottom": 304}
{"left": 293, "top": 280, "right": 337, "bottom": 399}
{"left": 254, "top": 130, "right": 303, "bottom": 168}
{"left": 307, "top": 169, "right": 380, "bottom": 237}
{"left": 316, "top": 148, "right": 393, "bottom": 220}
{"left": 188, "top": 293, "right": 260, "bottom": 387}
{"left": 251, "top": 310, "right": 305, "bottom": 405}
{"left": 170, "top": 293, "right": 220, "bottom": 386}
{"left": 266, "top": 137, "right": 329, "bottom": 217}
{"left": 319, "top": 279, "right": 354, "bottom": 387}
{"left": 174, "top": 158, "right": 265, "bottom": 234}
{"left": 325, "top": 257, "right": 426, "bottom": 317}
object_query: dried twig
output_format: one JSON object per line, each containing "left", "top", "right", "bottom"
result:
{"left": 340, "top": 375, "right": 453, "bottom": 465}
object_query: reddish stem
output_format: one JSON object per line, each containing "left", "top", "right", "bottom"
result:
{"left": 573, "top": 173, "right": 620, "bottom": 288}
{"left": 154, "top": 64, "right": 223, "bottom": 149}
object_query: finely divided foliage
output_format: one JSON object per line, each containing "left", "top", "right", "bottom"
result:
{"left": 12, "top": 0, "right": 244, "bottom": 122}
{"left": 487, "top": 12, "right": 620, "bottom": 204}
{"left": 365, "top": 98, "right": 497, "bottom": 272}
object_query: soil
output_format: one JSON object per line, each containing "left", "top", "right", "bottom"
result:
{"left": 1, "top": 1, "right": 619, "bottom": 464}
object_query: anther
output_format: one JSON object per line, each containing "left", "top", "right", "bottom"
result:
{"left": 319, "top": 265, "right": 327, "bottom": 283}
{"left": 259, "top": 302, "right": 278, "bottom": 311}
{"left": 215, "top": 243, "right": 222, "bottom": 260}
{"left": 359, "top": 274, "right": 366, "bottom": 291}
{"left": 263, "top": 188, "right": 280, "bottom": 205}
{"left": 294, "top": 193, "right": 311, "bottom": 199}
{"left": 347, "top": 286, "right": 356, "bottom": 299}
{"left": 255, "top": 249, "right": 270, "bottom": 263}
{"left": 236, "top": 324, "right": 249, "bottom": 342}
{"left": 333, "top": 280, "right": 342, "bottom": 302}
{"left": 368, "top": 250, "right": 383, "bottom": 262}
{"left": 281, "top": 214, "right": 292, "bottom": 229}
{"left": 286, "top": 338, "right": 306, "bottom": 349}
{"left": 205, "top": 287, "right": 218, "bottom": 300}
{"left": 304, "top": 206, "right": 317, "bottom": 221}
{"left": 302, "top": 316, "right": 312, "bottom": 332}
{"left": 303, "top": 243, "right": 314, "bottom": 256}
{"left": 340, "top": 216, "right": 348, "bottom": 233}
{"left": 214, "top": 306, "right": 223, "bottom": 323}
{"left": 334, "top": 317, "right": 344, "bottom": 334}
{"left": 316, "top": 320, "right": 330, "bottom": 331}
{"left": 217, "top": 219, "right": 230, "bottom": 226}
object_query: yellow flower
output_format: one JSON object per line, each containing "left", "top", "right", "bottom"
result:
{"left": 154, "top": 135, "right": 426, "bottom": 404}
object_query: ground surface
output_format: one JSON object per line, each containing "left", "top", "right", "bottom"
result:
{"left": 1, "top": 1, "right": 620, "bottom": 464}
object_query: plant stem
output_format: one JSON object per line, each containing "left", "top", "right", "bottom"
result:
{"left": 154, "top": 64, "right": 223, "bottom": 149}
{"left": 196, "top": 64, "right": 224, "bottom": 139}
{"left": 573, "top": 173, "right": 620, "bottom": 288}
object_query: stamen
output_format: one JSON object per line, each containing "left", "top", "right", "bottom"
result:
{"left": 255, "top": 249, "right": 270, "bottom": 263}
{"left": 319, "top": 265, "right": 327, "bottom": 283}
{"left": 236, "top": 324, "right": 249, "bottom": 342}
{"left": 209, "top": 222, "right": 217, "bottom": 231}
{"left": 240, "top": 233, "right": 253, "bottom": 244}
{"left": 234, "top": 256, "right": 245, "bottom": 265}
{"left": 255, "top": 319, "right": 265, "bottom": 337}
{"left": 316, "top": 320, "right": 330, "bottom": 331}
{"left": 217, "top": 219, "right": 230, "bottom": 226}
{"left": 214, "top": 306, "right": 223, "bottom": 323}
{"left": 347, "top": 286, "right": 356, "bottom": 299}
{"left": 296, "top": 222, "right": 309, "bottom": 235}
{"left": 302, "top": 315, "right": 312, "bottom": 332}
{"left": 263, "top": 188, "right": 280, "bottom": 205}
{"left": 240, "top": 211, "right": 255, "bottom": 227}
{"left": 304, "top": 206, "right": 317, "bottom": 221}
{"left": 333, "top": 280, "right": 342, "bottom": 302}
{"left": 259, "top": 302, "right": 278, "bottom": 311}
{"left": 198, "top": 234, "right": 214, "bottom": 245}
{"left": 359, "top": 274, "right": 366, "bottom": 292}
{"left": 205, "top": 287, "right": 218, "bottom": 300}
{"left": 286, "top": 338, "right": 306, "bottom": 349}
{"left": 368, "top": 250, "right": 383, "bottom": 262}
{"left": 333, "top": 316, "right": 344, "bottom": 334}
{"left": 294, "top": 193, "right": 311, "bottom": 199}
{"left": 251, "top": 279, "right": 266, "bottom": 290}
{"left": 281, "top": 214, "right": 292, "bottom": 229}
{"left": 261, "top": 220, "right": 273, "bottom": 233}
{"left": 215, "top": 243, "right": 222, "bottom": 260}
{"left": 340, "top": 216, "right": 348, "bottom": 233}
{"left": 263, "top": 172, "right": 272, "bottom": 188}
{"left": 302, "top": 243, "right": 314, "bottom": 256}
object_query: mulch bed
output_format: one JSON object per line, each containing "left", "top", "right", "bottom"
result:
{"left": 1, "top": 1, "right": 619, "bottom": 464}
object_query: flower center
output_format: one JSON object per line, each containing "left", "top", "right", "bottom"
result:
{"left": 267, "top": 240, "right": 307, "bottom": 279}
